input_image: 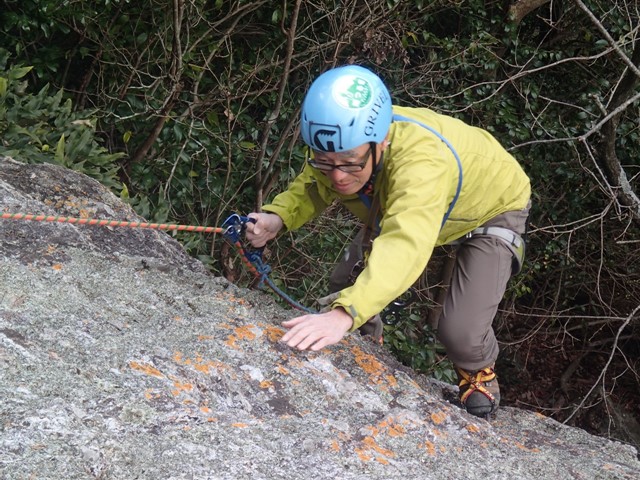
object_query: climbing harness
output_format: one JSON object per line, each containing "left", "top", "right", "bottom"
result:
{"left": 454, "top": 226, "right": 526, "bottom": 275}
{"left": 0, "top": 211, "right": 317, "bottom": 314}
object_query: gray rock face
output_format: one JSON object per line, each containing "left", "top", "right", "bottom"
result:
{"left": 1, "top": 157, "right": 638, "bottom": 480}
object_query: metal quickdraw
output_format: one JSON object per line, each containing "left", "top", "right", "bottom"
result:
{"left": 220, "top": 214, "right": 316, "bottom": 314}
{"left": 220, "top": 214, "right": 271, "bottom": 279}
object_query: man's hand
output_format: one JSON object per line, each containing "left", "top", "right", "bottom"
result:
{"left": 245, "top": 212, "right": 284, "bottom": 247}
{"left": 281, "top": 308, "right": 353, "bottom": 351}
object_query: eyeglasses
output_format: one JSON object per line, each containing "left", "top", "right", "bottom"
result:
{"left": 306, "top": 145, "right": 372, "bottom": 172}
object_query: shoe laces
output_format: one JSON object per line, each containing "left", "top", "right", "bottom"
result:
{"left": 457, "top": 366, "right": 497, "bottom": 405}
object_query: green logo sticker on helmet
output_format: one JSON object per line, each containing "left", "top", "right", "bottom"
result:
{"left": 333, "top": 75, "right": 372, "bottom": 109}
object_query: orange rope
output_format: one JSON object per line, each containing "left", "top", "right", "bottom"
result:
{"left": 0, "top": 212, "right": 224, "bottom": 234}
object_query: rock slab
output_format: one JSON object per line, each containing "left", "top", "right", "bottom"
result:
{"left": 1, "top": 157, "right": 639, "bottom": 480}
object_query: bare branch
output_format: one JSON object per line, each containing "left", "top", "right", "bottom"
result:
{"left": 573, "top": 0, "right": 640, "bottom": 79}
{"left": 254, "top": 0, "right": 303, "bottom": 211}
{"left": 563, "top": 303, "right": 640, "bottom": 423}
{"left": 128, "top": 0, "right": 185, "bottom": 168}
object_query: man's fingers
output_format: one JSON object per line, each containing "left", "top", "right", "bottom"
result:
{"left": 280, "top": 320, "right": 311, "bottom": 346}
{"left": 280, "top": 311, "right": 351, "bottom": 351}
{"left": 281, "top": 317, "right": 323, "bottom": 350}
{"left": 281, "top": 316, "right": 306, "bottom": 330}
{"left": 309, "top": 337, "right": 330, "bottom": 351}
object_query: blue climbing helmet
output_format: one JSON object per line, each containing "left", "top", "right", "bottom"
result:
{"left": 300, "top": 65, "right": 392, "bottom": 152}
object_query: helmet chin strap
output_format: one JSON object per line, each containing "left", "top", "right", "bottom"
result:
{"left": 361, "top": 141, "right": 382, "bottom": 195}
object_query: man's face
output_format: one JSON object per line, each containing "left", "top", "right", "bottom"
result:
{"left": 310, "top": 143, "right": 376, "bottom": 195}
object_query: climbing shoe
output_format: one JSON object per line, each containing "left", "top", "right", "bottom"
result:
{"left": 357, "top": 314, "right": 384, "bottom": 344}
{"left": 456, "top": 365, "right": 500, "bottom": 418}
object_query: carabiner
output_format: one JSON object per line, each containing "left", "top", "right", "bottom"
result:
{"left": 221, "top": 214, "right": 255, "bottom": 243}
{"left": 381, "top": 287, "right": 418, "bottom": 325}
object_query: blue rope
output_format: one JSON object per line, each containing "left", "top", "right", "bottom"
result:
{"left": 260, "top": 275, "right": 317, "bottom": 314}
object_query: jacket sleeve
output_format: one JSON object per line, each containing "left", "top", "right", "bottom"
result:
{"left": 261, "top": 164, "right": 334, "bottom": 231}
{"left": 331, "top": 141, "right": 457, "bottom": 330}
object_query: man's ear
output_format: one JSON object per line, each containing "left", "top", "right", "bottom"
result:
{"left": 381, "top": 135, "right": 391, "bottom": 151}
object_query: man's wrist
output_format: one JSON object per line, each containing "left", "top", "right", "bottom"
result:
{"left": 333, "top": 306, "right": 354, "bottom": 331}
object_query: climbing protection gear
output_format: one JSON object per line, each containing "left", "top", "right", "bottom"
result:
{"left": 456, "top": 365, "right": 500, "bottom": 419}
{"left": 300, "top": 65, "right": 392, "bottom": 152}
{"left": 220, "top": 214, "right": 316, "bottom": 313}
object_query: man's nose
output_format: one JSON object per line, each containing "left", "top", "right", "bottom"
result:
{"left": 327, "top": 168, "right": 348, "bottom": 181}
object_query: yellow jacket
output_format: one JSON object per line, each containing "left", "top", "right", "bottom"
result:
{"left": 262, "top": 105, "right": 531, "bottom": 330}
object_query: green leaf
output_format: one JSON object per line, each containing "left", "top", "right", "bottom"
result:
{"left": 8, "top": 66, "right": 33, "bottom": 80}
{"left": 54, "top": 134, "right": 66, "bottom": 164}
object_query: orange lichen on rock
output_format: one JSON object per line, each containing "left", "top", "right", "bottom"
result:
{"left": 170, "top": 378, "right": 194, "bottom": 396}
{"left": 362, "top": 425, "right": 381, "bottom": 438}
{"left": 367, "top": 416, "right": 411, "bottom": 440}
{"left": 235, "top": 325, "right": 257, "bottom": 340}
{"left": 222, "top": 293, "right": 249, "bottom": 305}
{"left": 351, "top": 346, "right": 391, "bottom": 389}
{"left": 420, "top": 440, "right": 437, "bottom": 456}
{"left": 231, "top": 423, "right": 248, "bottom": 428}
{"left": 467, "top": 424, "right": 480, "bottom": 433}
{"left": 387, "top": 423, "right": 406, "bottom": 438}
{"left": 130, "top": 361, "right": 164, "bottom": 378}
{"left": 173, "top": 352, "right": 185, "bottom": 363}
{"left": 355, "top": 449, "right": 373, "bottom": 462}
{"left": 225, "top": 325, "right": 257, "bottom": 349}
{"left": 174, "top": 351, "right": 230, "bottom": 375}
{"left": 514, "top": 441, "right": 541, "bottom": 453}
{"left": 144, "top": 389, "right": 161, "bottom": 400}
{"left": 354, "top": 436, "right": 396, "bottom": 464}
{"left": 262, "top": 324, "right": 285, "bottom": 343}
{"left": 259, "top": 380, "right": 274, "bottom": 389}
{"left": 430, "top": 411, "right": 447, "bottom": 425}
{"left": 330, "top": 439, "right": 341, "bottom": 452}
